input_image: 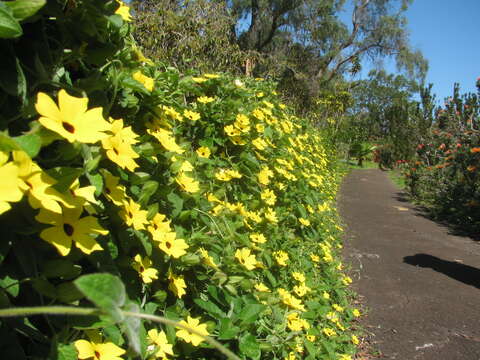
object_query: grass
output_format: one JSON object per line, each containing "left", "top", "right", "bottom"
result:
{"left": 387, "top": 168, "right": 406, "bottom": 189}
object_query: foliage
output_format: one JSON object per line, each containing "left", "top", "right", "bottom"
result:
{"left": 403, "top": 82, "right": 480, "bottom": 233}
{"left": 132, "top": 0, "right": 250, "bottom": 74}
{"left": 0, "top": 1, "right": 360, "bottom": 359}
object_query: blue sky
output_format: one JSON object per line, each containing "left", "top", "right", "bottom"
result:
{"left": 349, "top": 0, "right": 479, "bottom": 103}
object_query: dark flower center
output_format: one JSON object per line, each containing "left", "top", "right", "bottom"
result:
{"left": 166, "top": 241, "right": 172, "bottom": 249}
{"left": 94, "top": 351, "right": 100, "bottom": 359}
{"left": 139, "top": 266, "right": 144, "bottom": 272}
{"left": 63, "top": 223, "right": 74, "bottom": 236}
{"left": 62, "top": 122, "right": 75, "bottom": 134}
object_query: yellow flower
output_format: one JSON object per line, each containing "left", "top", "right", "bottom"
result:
{"left": 306, "top": 335, "right": 316, "bottom": 342}
{"left": 36, "top": 90, "right": 111, "bottom": 143}
{"left": 102, "top": 134, "right": 139, "bottom": 172}
{"left": 292, "top": 272, "right": 305, "bottom": 283}
{"left": 333, "top": 304, "right": 344, "bottom": 312}
{"left": 196, "top": 146, "right": 211, "bottom": 158}
{"left": 178, "top": 160, "right": 194, "bottom": 173}
{"left": 198, "top": 248, "right": 218, "bottom": 268}
{"left": 132, "top": 254, "right": 158, "bottom": 284}
{"left": 184, "top": 109, "right": 201, "bottom": 121}
{"left": 157, "top": 232, "right": 189, "bottom": 258}
{"left": 192, "top": 77, "right": 208, "bottom": 83}
{"left": 287, "top": 312, "right": 304, "bottom": 331}
{"left": 114, "top": 0, "right": 132, "bottom": 22}
{"left": 299, "top": 218, "right": 310, "bottom": 226}
{"left": 168, "top": 272, "right": 187, "bottom": 298}
{"left": 118, "top": 199, "right": 148, "bottom": 230}
{"left": 323, "top": 291, "right": 330, "bottom": 300}
{"left": 264, "top": 207, "right": 278, "bottom": 223}
{"left": 197, "top": 96, "right": 215, "bottom": 104}
{"left": 352, "top": 309, "right": 361, "bottom": 317}
{"left": 67, "top": 179, "right": 98, "bottom": 208}
{"left": 235, "top": 248, "right": 257, "bottom": 270}
{"left": 310, "top": 254, "right": 320, "bottom": 263}
{"left": 293, "top": 283, "right": 311, "bottom": 297}
{"left": 252, "top": 108, "right": 265, "bottom": 121}
{"left": 258, "top": 166, "right": 273, "bottom": 185}
{"left": 338, "top": 355, "right": 352, "bottom": 360}
{"left": 102, "top": 171, "right": 127, "bottom": 206}
{"left": 351, "top": 335, "right": 360, "bottom": 345}
{"left": 147, "top": 329, "right": 174, "bottom": 359}
{"left": 176, "top": 172, "right": 200, "bottom": 193}
{"left": 147, "top": 213, "right": 172, "bottom": 240}
{"left": 285, "top": 352, "right": 296, "bottom": 360}
{"left": 162, "top": 106, "right": 183, "bottom": 121}
{"left": 342, "top": 276, "right": 353, "bottom": 286}
{"left": 204, "top": 73, "right": 220, "bottom": 79}
{"left": 0, "top": 154, "right": 27, "bottom": 214}
{"left": 254, "top": 282, "right": 270, "bottom": 292}
{"left": 149, "top": 128, "right": 185, "bottom": 154}
{"left": 234, "top": 114, "right": 250, "bottom": 133}
{"left": 133, "top": 71, "right": 154, "bottom": 92}
{"left": 224, "top": 124, "right": 241, "bottom": 137}
{"left": 250, "top": 233, "right": 267, "bottom": 244}
{"left": 215, "top": 168, "right": 242, "bottom": 181}
{"left": 322, "top": 328, "right": 337, "bottom": 337}
{"left": 176, "top": 316, "right": 209, "bottom": 346}
{"left": 74, "top": 337, "right": 125, "bottom": 360}
{"left": 274, "top": 250, "right": 289, "bottom": 266}
{"left": 36, "top": 206, "right": 106, "bottom": 256}
{"left": 277, "top": 288, "right": 305, "bottom": 311}
{"left": 252, "top": 137, "right": 268, "bottom": 150}
{"left": 260, "top": 189, "right": 276, "bottom": 205}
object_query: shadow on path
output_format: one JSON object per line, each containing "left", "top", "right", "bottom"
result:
{"left": 404, "top": 253, "right": 480, "bottom": 289}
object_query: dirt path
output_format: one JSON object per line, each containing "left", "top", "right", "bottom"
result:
{"left": 339, "top": 169, "right": 480, "bottom": 360}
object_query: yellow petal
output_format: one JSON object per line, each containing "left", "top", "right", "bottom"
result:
{"left": 40, "top": 227, "right": 72, "bottom": 256}
{"left": 95, "top": 342, "right": 126, "bottom": 360}
{"left": 74, "top": 340, "right": 95, "bottom": 359}
{"left": 58, "top": 89, "right": 89, "bottom": 124}
{"left": 36, "top": 92, "right": 62, "bottom": 123}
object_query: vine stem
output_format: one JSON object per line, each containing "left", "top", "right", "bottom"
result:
{"left": 0, "top": 306, "right": 241, "bottom": 360}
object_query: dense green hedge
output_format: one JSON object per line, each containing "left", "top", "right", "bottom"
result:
{"left": 0, "top": 1, "right": 360, "bottom": 359}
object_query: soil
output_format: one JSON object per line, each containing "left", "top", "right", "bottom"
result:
{"left": 339, "top": 169, "right": 480, "bottom": 360}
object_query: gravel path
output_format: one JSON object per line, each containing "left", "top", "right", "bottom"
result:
{"left": 339, "top": 169, "right": 480, "bottom": 360}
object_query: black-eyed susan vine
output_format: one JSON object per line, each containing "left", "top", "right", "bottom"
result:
{"left": 0, "top": 1, "right": 361, "bottom": 359}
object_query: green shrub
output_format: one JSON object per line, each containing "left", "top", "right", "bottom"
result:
{"left": 0, "top": 1, "right": 360, "bottom": 359}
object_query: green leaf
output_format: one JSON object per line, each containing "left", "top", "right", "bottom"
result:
{"left": 0, "top": 3, "right": 22, "bottom": 38}
{"left": 193, "top": 298, "right": 225, "bottom": 317}
{"left": 87, "top": 172, "right": 104, "bottom": 196}
{"left": 138, "top": 180, "right": 158, "bottom": 205}
{"left": 239, "top": 333, "right": 261, "bottom": 359}
{"left": 74, "top": 273, "right": 126, "bottom": 322}
{"left": 218, "top": 318, "right": 240, "bottom": 340}
{"left": 85, "top": 155, "right": 102, "bottom": 173}
{"left": 122, "top": 302, "right": 142, "bottom": 355}
{"left": 167, "top": 191, "right": 183, "bottom": 218}
{"left": 0, "top": 274, "right": 19, "bottom": 297}
{"left": 14, "top": 133, "right": 41, "bottom": 157}
{"left": 236, "top": 304, "right": 265, "bottom": 325}
{"left": 0, "top": 132, "right": 20, "bottom": 152}
{"left": 47, "top": 167, "right": 83, "bottom": 193}
{"left": 54, "top": 343, "right": 77, "bottom": 360}
{"left": 32, "top": 277, "right": 57, "bottom": 299}
{"left": 56, "top": 282, "right": 84, "bottom": 303}
{"left": 43, "top": 259, "right": 81, "bottom": 280}
{"left": 5, "top": 0, "right": 46, "bottom": 21}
